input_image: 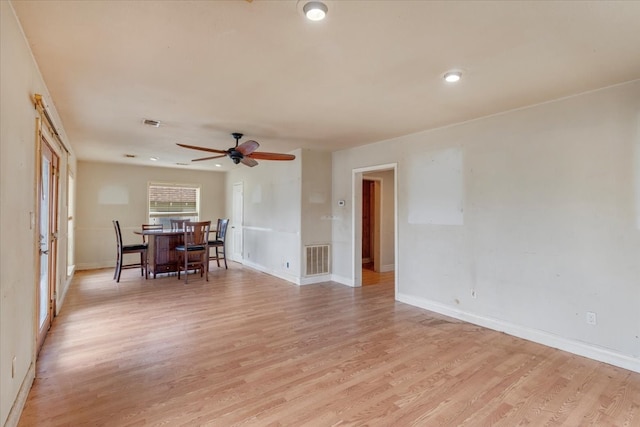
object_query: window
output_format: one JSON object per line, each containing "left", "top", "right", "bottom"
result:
{"left": 148, "top": 183, "right": 200, "bottom": 228}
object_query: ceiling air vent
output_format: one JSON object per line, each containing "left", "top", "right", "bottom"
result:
{"left": 142, "top": 118, "right": 161, "bottom": 127}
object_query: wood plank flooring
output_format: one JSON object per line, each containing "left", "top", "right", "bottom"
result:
{"left": 18, "top": 264, "right": 640, "bottom": 426}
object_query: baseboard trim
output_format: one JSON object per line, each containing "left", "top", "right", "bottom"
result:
{"left": 380, "top": 264, "right": 395, "bottom": 273}
{"left": 331, "top": 274, "right": 354, "bottom": 287}
{"left": 241, "top": 260, "right": 300, "bottom": 285}
{"left": 77, "top": 261, "right": 111, "bottom": 271}
{"left": 300, "top": 274, "right": 332, "bottom": 285}
{"left": 4, "top": 362, "right": 35, "bottom": 427}
{"left": 397, "top": 292, "right": 640, "bottom": 374}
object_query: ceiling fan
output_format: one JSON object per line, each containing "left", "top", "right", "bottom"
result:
{"left": 177, "top": 133, "right": 296, "bottom": 167}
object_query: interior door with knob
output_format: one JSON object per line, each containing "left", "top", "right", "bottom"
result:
{"left": 37, "top": 138, "right": 59, "bottom": 353}
{"left": 231, "top": 182, "right": 243, "bottom": 262}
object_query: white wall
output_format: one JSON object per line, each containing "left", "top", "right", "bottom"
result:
{"left": 1, "top": 3, "right": 76, "bottom": 425}
{"left": 226, "top": 150, "right": 302, "bottom": 282}
{"left": 301, "top": 150, "right": 333, "bottom": 282}
{"left": 301, "top": 150, "right": 333, "bottom": 248}
{"left": 332, "top": 81, "right": 640, "bottom": 372}
{"left": 225, "top": 149, "right": 332, "bottom": 284}
{"left": 75, "top": 161, "right": 226, "bottom": 270}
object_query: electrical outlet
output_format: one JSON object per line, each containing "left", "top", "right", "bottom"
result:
{"left": 586, "top": 311, "right": 597, "bottom": 325}
{"left": 471, "top": 289, "right": 477, "bottom": 299}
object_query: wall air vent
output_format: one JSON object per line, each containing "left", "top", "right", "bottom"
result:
{"left": 142, "top": 118, "right": 161, "bottom": 127}
{"left": 304, "top": 244, "right": 330, "bottom": 276}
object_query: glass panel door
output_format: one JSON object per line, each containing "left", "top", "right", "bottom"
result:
{"left": 37, "top": 139, "right": 59, "bottom": 352}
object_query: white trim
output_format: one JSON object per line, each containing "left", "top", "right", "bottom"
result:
{"left": 242, "top": 259, "right": 301, "bottom": 286}
{"left": 300, "top": 274, "right": 332, "bottom": 285}
{"left": 77, "top": 262, "right": 113, "bottom": 271}
{"left": 397, "top": 292, "right": 640, "bottom": 374}
{"left": 331, "top": 274, "right": 354, "bottom": 287}
{"left": 351, "top": 163, "right": 398, "bottom": 294}
{"left": 4, "top": 362, "right": 35, "bottom": 427}
{"left": 55, "top": 273, "right": 73, "bottom": 316}
{"left": 380, "top": 264, "right": 395, "bottom": 273}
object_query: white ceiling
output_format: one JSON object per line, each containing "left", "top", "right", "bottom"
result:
{"left": 11, "top": 0, "right": 640, "bottom": 171}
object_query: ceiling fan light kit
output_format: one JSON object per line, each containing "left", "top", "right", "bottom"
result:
{"left": 303, "top": 1, "right": 328, "bottom": 21}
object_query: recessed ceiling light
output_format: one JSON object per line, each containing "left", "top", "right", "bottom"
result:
{"left": 444, "top": 71, "right": 462, "bottom": 83}
{"left": 303, "top": 1, "right": 328, "bottom": 21}
{"left": 150, "top": 156, "right": 159, "bottom": 161}
{"left": 215, "top": 163, "right": 222, "bottom": 168}
{"left": 176, "top": 162, "right": 189, "bottom": 166}
{"left": 142, "top": 118, "right": 161, "bottom": 127}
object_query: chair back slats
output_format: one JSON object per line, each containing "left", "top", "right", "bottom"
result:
{"left": 216, "top": 218, "right": 229, "bottom": 241}
{"left": 141, "top": 224, "right": 163, "bottom": 243}
{"left": 113, "top": 220, "right": 124, "bottom": 251}
{"left": 183, "top": 221, "right": 209, "bottom": 247}
{"left": 176, "top": 220, "right": 211, "bottom": 283}
{"left": 209, "top": 218, "right": 229, "bottom": 269}
{"left": 170, "top": 219, "right": 187, "bottom": 231}
{"left": 112, "top": 220, "right": 147, "bottom": 282}
{"left": 142, "top": 224, "right": 163, "bottom": 231}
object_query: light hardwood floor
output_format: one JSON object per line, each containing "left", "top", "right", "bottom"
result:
{"left": 19, "top": 264, "right": 640, "bottom": 426}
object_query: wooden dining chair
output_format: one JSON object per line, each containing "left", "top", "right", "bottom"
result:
{"left": 113, "top": 220, "right": 148, "bottom": 282}
{"left": 208, "top": 218, "right": 229, "bottom": 269}
{"left": 175, "top": 220, "right": 210, "bottom": 283}
{"left": 170, "top": 219, "right": 187, "bottom": 230}
{"left": 141, "top": 223, "right": 163, "bottom": 244}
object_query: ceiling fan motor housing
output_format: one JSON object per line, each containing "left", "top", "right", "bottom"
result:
{"left": 229, "top": 150, "right": 243, "bottom": 164}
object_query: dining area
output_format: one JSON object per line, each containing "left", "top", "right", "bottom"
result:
{"left": 112, "top": 218, "right": 229, "bottom": 284}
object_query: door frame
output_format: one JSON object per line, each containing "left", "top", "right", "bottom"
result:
{"left": 231, "top": 181, "right": 244, "bottom": 262}
{"left": 36, "top": 123, "right": 61, "bottom": 353}
{"left": 351, "top": 163, "right": 397, "bottom": 293}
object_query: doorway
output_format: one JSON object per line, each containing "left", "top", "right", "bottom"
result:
{"left": 37, "top": 137, "right": 59, "bottom": 353}
{"left": 231, "top": 182, "right": 244, "bottom": 262}
{"left": 352, "top": 164, "right": 397, "bottom": 292}
{"left": 362, "top": 178, "right": 381, "bottom": 273}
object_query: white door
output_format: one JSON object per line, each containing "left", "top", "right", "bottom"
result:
{"left": 38, "top": 139, "right": 59, "bottom": 353}
{"left": 231, "top": 182, "right": 243, "bottom": 262}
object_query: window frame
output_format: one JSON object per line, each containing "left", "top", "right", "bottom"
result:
{"left": 147, "top": 182, "right": 201, "bottom": 226}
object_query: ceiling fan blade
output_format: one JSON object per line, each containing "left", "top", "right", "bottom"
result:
{"left": 177, "top": 143, "right": 227, "bottom": 154}
{"left": 192, "top": 154, "right": 227, "bottom": 162}
{"left": 236, "top": 140, "right": 259, "bottom": 156}
{"left": 240, "top": 157, "right": 258, "bottom": 167}
{"left": 247, "top": 152, "right": 296, "bottom": 161}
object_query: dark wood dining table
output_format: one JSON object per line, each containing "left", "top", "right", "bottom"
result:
{"left": 134, "top": 228, "right": 184, "bottom": 278}
{"left": 135, "top": 226, "right": 216, "bottom": 278}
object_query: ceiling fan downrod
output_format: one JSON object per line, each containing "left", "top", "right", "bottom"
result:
{"left": 229, "top": 132, "right": 244, "bottom": 163}
{"left": 231, "top": 132, "right": 243, "bottom": 147}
